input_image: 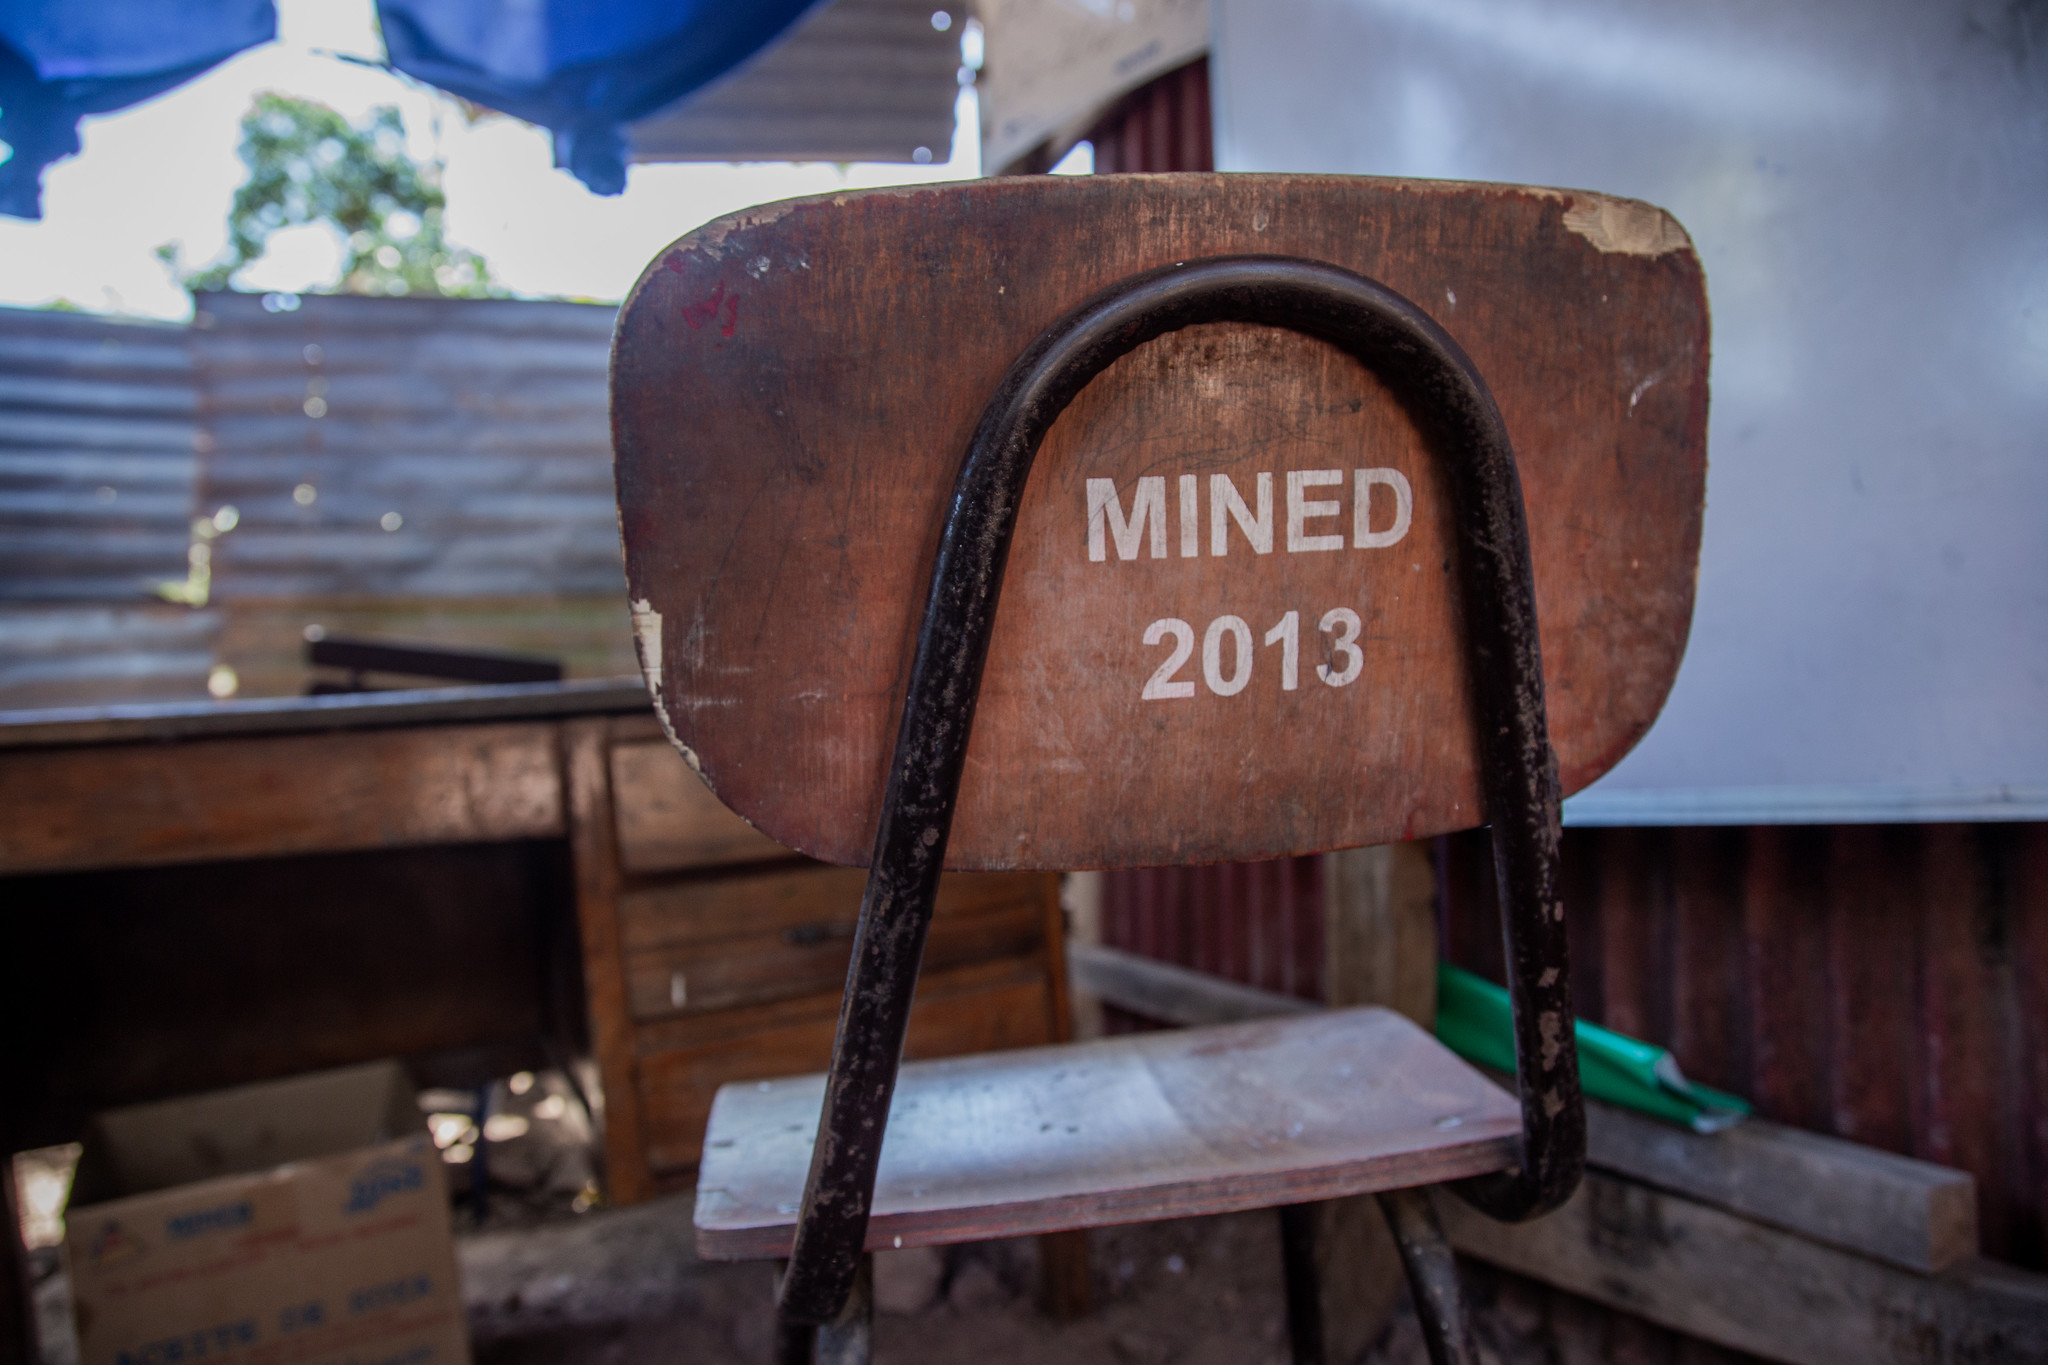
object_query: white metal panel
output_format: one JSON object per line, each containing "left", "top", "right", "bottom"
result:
{"left": 1211, "top": 0, "right": 2048, "bottom": 821}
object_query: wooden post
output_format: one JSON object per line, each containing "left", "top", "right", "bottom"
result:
{"left": 1323, "top": 843, "right": 1438, "bottom": 1024}
{"left": 564, "top": 717, "right": 654, "bottom": 1206}
{"left": 1061, "top": 871, "right": 1106, "bottom": 1039}
{"left": 1308, "top": 841, "right": 1441, "bottom": 1360}
{"left": 1038, "top": 871, "right": 1096, "bottom": 1319}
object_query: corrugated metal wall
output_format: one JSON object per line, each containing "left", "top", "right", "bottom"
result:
{"left": 1446, "top": 822, "right": 2048, "bottom": 1272}
{"left": 0, "top": 308, "right": 215, "bottom": 708}
{"left": 1086, "top": 57, "right": 1211, "bottom": 176}
{"left": 1104, "top": 859, "right": 1325, "bottom": 1002}
{"left": 192, "top": 291, "right": 624, "bottom": 600}
{"left": 0, "top": 293, "right": 638, "bottom": 710}
{"left": 190, "top": 291, "right": 636, "bottom": 697}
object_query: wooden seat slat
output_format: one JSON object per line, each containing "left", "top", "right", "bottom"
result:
{"left": 693, "top": 1007, "right": 1518, "bottom": 1259}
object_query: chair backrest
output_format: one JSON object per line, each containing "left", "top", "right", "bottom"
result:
{"left": 611, "top": 174, "right": 1706, "bottom": 871}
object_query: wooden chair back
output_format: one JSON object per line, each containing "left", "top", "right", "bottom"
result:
{"left": 611, "top": 174, "right": 1706, "bottom": 871}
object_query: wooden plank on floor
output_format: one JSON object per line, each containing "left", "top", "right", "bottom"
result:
{"left": 1066, "top": 942, "right": 1318, "bottom": 1026}
{"left": 1585, "top": 1100, "right": 1977, "bottom": 1274}
{"left": 1436, "top": 1173, "right": 2048, "bottom": 1365}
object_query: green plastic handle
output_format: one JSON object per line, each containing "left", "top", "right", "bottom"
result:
{"left": 1435, "top": 963, "right": 1752, "bottom": 1133}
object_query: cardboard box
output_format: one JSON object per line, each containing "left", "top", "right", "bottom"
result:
{"left": 63, "top": 1062, "right": 470, "bottom": 1365}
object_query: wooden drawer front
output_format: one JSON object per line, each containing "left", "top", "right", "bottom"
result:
{"left": 636, "top": 960, "right": 1058, "bottom": 1176}
{"left": 610, "top": 739, "right": 789, "bottom": 872}
{"left": 619, "top": 867, "right": 1050, "bottom": 1020}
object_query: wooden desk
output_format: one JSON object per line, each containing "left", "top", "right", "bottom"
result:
{"left": 0, "top": 681, "right": 1065, "bottom": 1204}
{"left": 0, "top": 681, "right": 642, "bottom": 876}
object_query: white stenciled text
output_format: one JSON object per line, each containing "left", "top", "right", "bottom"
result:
{"left": 1141, "top": 607, "right": 1365, "bottom": 699}
{"left": 1087, "top": 468, "right": 1412, "bottom": 563}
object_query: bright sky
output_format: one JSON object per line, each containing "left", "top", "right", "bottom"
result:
{"left": 0, "top": 0, "right": 984, "bottom": 319}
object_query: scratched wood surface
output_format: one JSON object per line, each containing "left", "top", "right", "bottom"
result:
{"left": 693, "top": 1006, "right": 1519, "bottom": 1258}
{"left": 639, "top": 958, "right": 1065, "bottom": 1178}
{"left": 610, "top": 738, "right": 791, "bottom": 871}
{"left": 612, "top": 174, "right": 1708, "bottom": 869}
{"left": 0, "top": 722, "right": 564, "bottom": 874}
{"left": 619, "top": 864, "right": 1052, "bottom": 1019}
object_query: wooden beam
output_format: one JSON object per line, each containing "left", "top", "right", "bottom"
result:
{"left": 1064, "top": 942, "right": 1317, "bottom": 1027}
{"left": 1322, "top": 842, "right": 1438, "bottom": 1025}
{"left": 1436, "top": 1174, "right": 2048, "bottom": 1365}
{"left": 563, "top": 717, "right": 654, "bottom": 1207}
{"left": 1061, "top": 871, "right": 1107, "bottom": 1040}
{"left": 1584, "top": 1096, "right": 1977, "bottom": 1274}
{"left": 1315, "top": 840, "right": 1442, "bottom": 1357}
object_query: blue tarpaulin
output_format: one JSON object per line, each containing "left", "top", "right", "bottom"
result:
{"left": 0, "top": 0, "right": 824, "bottom": 219}
{"left": 378, "top": 0, "right": 824, "bottom": 195}
{"left": 0, "top": 0, "right": 276, "bottom": 219}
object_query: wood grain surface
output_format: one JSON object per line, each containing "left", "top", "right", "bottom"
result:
{"left": 0, "top": 721, "right": 563, "bottom": 874}
{"left": 619, "top": 865, "right": 1051, "bottom": 1019}
{"left": 612, "top": 174, "right": 1707, "bottom": 869}
{"left": 693, "top": 1006, "right": 1518, "bottom": 1258}
{"left": 610, "top": 738, "right": 791, "bottom": 872}
{"left": 564, "top": 717, "right": 656, "bottom": 1206}
{"left": 1437, "top": 1176, "right": 2048, "bottom": 1365}
{"left": 638, "top": 958, "right": 1063, "bottom": 1177}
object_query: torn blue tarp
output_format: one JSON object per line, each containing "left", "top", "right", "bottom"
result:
{"left": 0, "top": 0, "right": 275, "bottom": 219}
{"left": 377, "top": 0, "right": 825, "bottom": 195}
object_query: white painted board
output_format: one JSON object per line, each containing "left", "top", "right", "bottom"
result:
{"left": 1210, "top": 0, "right": 2048, "bottom": 823}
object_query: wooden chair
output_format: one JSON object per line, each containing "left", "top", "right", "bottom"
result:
{"left": 610, "top": 174, "right": 1707, "bottom": 1363}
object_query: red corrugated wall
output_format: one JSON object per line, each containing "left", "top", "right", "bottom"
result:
{"left": 1103, "top": 859, "right": 1325, "bottom": 1002}
{"left": 1086, "top": 58, "right": 1213, "bottom": 175}
{"left": 1445, "top": 822, "right": 2048, "bottom": 1271}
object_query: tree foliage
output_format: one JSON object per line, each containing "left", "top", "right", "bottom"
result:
{"left": 168, "top": 93, "right": 500, "bottom": 298}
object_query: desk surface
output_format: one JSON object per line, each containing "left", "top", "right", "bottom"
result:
{"left": 0, "top": 679, "right": 655, "bottom": 875}
{"left": 0, "top": 677, "right": 650, "bottom": 751}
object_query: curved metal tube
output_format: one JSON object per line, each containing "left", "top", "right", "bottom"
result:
{"left": 777, "top": 255, "right": 1583, "bottom": 1324}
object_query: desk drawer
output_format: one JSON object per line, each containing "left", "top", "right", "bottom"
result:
{"left": 618, "top": 866, "right": 1050, "bottom": 1019}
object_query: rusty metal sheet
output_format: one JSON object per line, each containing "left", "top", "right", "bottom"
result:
{"left": 190, "top": 291, "right": 626, "bottom": 601}
{"left": 1444, "top": 820, "right": 2048, "bottom": 1272}
{"left": 0, "top": 307, "right": 196, "bottom": 602}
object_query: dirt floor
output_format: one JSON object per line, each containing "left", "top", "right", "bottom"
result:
{"left": 22, "top": 1064, "right": 1652, "bottom": 1365}
{"left": 456, "top": 1194, "right": 1553, "bottom": 1365}
{"left": 29, "top": 1185, "right": 1700, "bottom": 1365}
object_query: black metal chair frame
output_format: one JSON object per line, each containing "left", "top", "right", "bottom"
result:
{"left": 769, "top": 256, "right": 1585, "bottom": 1365}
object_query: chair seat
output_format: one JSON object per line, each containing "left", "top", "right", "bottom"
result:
{"left": 693, "top": 1007, "right": 1519, "bottom": 1260}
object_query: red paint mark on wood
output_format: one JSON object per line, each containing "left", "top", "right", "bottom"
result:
{"left": 682, "top": 280, "right": 728, "bottom": 331}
